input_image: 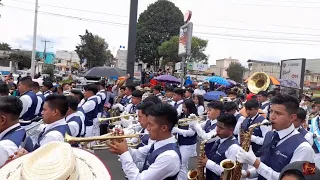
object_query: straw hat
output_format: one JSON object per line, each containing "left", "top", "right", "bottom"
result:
{"left": 143, "top": 87, "right": 151, "bottom": 91}
{"left": 0, "top": 142, "right": 111, "bottom": 180}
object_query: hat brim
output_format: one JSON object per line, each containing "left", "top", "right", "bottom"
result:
{"left": 0, "top": 148, "right": 111, "bottom": 180}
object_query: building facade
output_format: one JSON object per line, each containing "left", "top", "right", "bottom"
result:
{"left": 247, "top": 59, "right": 281, "bottom": 78}
{"left": 215, "top": 58, "right": 240, "bottom": 77}
{"left": 55, "top": 50, "right": 80, "bottom": 73}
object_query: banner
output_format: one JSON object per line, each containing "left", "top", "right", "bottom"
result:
{"left": 280, "top": 58, "right": 306, "bottom": 90}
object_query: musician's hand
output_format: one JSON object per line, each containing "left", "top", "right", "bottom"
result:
{"left": 236, "top": 148, "right": 256, "bottom": 166}
{"left": 198, "top": 156, "right": 208, "bottom": 167}
{"left": 13, "top": 148, "right": 29, "bottom": 159}
{"left": 241, "top": 170, "right": 248, "bottom": 178}
{"left": 107, "top": 139, "right": 128, "bottom": 155}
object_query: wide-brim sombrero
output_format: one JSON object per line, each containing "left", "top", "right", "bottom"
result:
{"left": 0, "top": 142, "right": 111, "bottom": 180}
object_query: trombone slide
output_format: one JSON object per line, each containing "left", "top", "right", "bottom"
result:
{"left": 99, "top": 114, "right": 137, "bottom": 123}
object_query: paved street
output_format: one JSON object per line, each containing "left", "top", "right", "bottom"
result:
{"left": 95, "top": 146, "right": 198, "bottom": 179}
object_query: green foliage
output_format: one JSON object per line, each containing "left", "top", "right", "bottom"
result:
{"left": 9, "top": 51, "right": 31, "bottom": 70}
{"left": 0, "top": 43, "right": 11, "bottom": 50}
{"left": 158, "top": 36, "right": 208, "bottom": 65}
{"left": 75, "top": 30, "right": 113, "bottom": 69}
{"left": 226, "top": 62, "right": 246, "bottom": 83}
{"left": 42, "top": 64, "right": 55, "bottom": 80}
{"left": 136, "top": 0, "right": 184, "bottom": 66}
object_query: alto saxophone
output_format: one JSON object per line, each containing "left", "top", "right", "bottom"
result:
{"left": 187, "top": 135, "right": 217, "bottom": 180}
{"left": 230, "top": 121, "right": 272, "bottom": 180}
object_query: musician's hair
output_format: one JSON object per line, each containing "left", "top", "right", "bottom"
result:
{"left": 19, "top": 77, "right": 33, "bottom": 87}
{"left": 147, "top": 103, "right": 178, "bottom": 131}
{"left": 224, "top": 102, "right": 238, "bottom": 112}
{"left": 0, "top": 83, "right": 9, "bottom": 96}
{"left": 66, "top": 96, "right": 79, "bottom": 111}
{"left": 183, "top": 99, "right": 198, "bottom": 116}
{"left": 207, "top": 101, "right": 223, "bottom": 111}
{"left": 165, "top": 86, "right": 174, "bottom": 92}
{"left": 137, "top": 101, "right": 155, "bottom": 115}
{"left": 42, "top": 81, "right": 53, "bottom": 89}
{"left": 271, "top": 94, "right": 299, "bottom": 115}
{"left": 32, "top": 81, "right": 40, "bottom": 90}
{"left": 120, "top": 86, "right": 126, "bottom": 91}
{"left": 142, "top": 95, "right": 162, "bottom": 104}
{"left": 126, "top": 85, "right": 135, "bottom": 93}
{"left": 70, "top": 89, "right": 84, "bottom": 101}
{"left": 257, "top": 91, "right": 268, "bottom": 97}
{"left": 245, "top": 100, "right": 260, "bottom": 110}
{"left": 173, "top": 88, "right": 184, "bottom": 96}
{"left": 132, "top": 90, "right": 143, "bottom": 98}
{"left": 45, "top": 94, "right": 68, "bottom": 116}
{"left": 0, "top": 96, "right": 22, "bottom": 119}
{"left": 296, "top": 107, "right": 307, "bottom": 121}
{"left": 153, "top": 85, "right": 161, "bottom": 91}
{"left": 83, "top": 84, "right": 98, "bottom": 94}
{"left": 217, "top": 113, "right": 237, "bottom": 129}
{"left": 185, "top": 88, "right": 194, "bottom": 94}
{"left": 280, "top": 169, "right": 306, "bottom": 180}
{"left": 195, "top": 95, "right": 204, "bottom": 106}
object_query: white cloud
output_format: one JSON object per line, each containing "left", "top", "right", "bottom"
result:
{"left": 1, "top": 0, "right": 320, "bottom": 69}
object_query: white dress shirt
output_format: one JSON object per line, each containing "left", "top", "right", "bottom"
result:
{"left": 35, "top": 91, "right": 43, "bottom": 115}
{"left": 43, "top": 90, "right": 52, "bottom": 98}
{"left": 65, "top": 112, "right": 85, "bottom": 137}
{"left": 194, "top": 88, "right": 206, "bottom": 96}
{"left": 19, "top": 92, "right": 33, "bottom": 118}
{"left": 124, "top": 103, "right": 139, "bottom": 114}
{"left": 249, "top": 124, "right": 315, "bottom": 180}
{"left": 260, "top": 101, "right": 270, "bottom": 114}
{"left": 192, "top": 119, "right": 219, "bottom": 141}
{"left": 97, "top": 90, "right": 107, "bottom": 102}
{"left": 170, "top": 99, "right": 183, "bottom": 117}
{"left": 197, "top": 105, "right": 205, "bottom": 116}
{"left": 120, "top": 136, "right": 181, "bottom": 180}
{"left": 39, "top": 119, "right": 68, "bottom": 146}
{"left": 233, "top": 112, "right": 246, "bottom": 136}
{"left": 206, "top": 136, "right": 241, "bottom": 176}
{"left": 0, "top": 124, "right": 21, "bottom": 167}
{"left": 296, "top": 126, "right": 314, "bottom": 146}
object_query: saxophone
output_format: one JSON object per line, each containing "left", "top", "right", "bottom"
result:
{"left": 229, "top": 121, "right": 272, "bottom": 180}
{"left": 187, "top": 135, "right": 217, "bottom": 180}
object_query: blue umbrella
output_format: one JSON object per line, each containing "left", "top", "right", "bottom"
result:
{"left": 279, "top": 79, "right": 300, "bottom": 89}
{"left": 204, "top": 91, "right": 227, "bottom": 101}
{"left": 206, "top": 76, "right": 230, "bottom": 86}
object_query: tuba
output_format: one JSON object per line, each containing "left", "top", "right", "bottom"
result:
{"left": 247, "top": 72, "right": 270, "bottom": 94}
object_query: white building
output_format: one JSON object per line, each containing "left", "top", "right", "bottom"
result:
{"left": 215, "top": 58, "right": 240, "bottom": 77}
{"left": 247, "top": 59, "right": 280, "bottom": 78}
{"left": 55, "top": 50, "right": 80, "bottom": 72}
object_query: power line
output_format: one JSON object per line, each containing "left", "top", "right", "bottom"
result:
{"left": 227, "top": 0, "right": 320, "bottom": 9}
{"left": 9, "top": 0, "right": 128, "bottom": 17}
{"left": 3, "top": 5, "right": 128, "bottom": 27}
{"left": 264, "top": 0, "right": 320, "bottom": 4}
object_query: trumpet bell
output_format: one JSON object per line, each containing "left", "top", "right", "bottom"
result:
{"left": 247, "top": 72, "right": 270, "bottom": 94}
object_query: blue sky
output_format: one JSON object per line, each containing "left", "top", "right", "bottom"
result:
{"left": 1, "top": 0, "right": 320, "bottom": 67}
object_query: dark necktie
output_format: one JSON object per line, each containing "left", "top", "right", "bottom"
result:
{"left": 247, "top": 118, "right": 253, "bottom": 129}
{"left": 271, "top": 131, "right": 280, "bottom": 149}
{"left": 209, "top": 139, "right": 221, "bottom": 154}
{"left": 174, "top": 102, "right": 177, "bottom": 107}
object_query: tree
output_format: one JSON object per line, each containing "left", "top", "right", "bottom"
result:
{"left": 0, "top": 43, "right": 11, "bottom": 50}
{"left": 75, "top": 30, "right": 113, "bottom": 69}
{"left": 226, "top": 62, "right": 246, "bottom": 83}
{"left": 42, "top": 64, "right": 55, "bottom": 81}
{"left": 158, "top": 36, "right": 208, "bottom": 65}
{"left": 9, "top": 51, "right": 31, "bottom": 70}
{"left": 136, "top": 0, "right": 184, "bottom": 67}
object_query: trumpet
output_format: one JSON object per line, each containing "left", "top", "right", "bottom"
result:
{"left": 98, "top": 113, "right": 137, "bottom": 123}
{"left": 178, "top": 115, "right": 207, "bottom": 126}
{"left": 65, "top": 132, "right": 145, "bottom": 150}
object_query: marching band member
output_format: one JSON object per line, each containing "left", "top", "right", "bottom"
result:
{"left": 96, "top": 81, "right": 107, "bottom": 118}
{"left": 257, "top": 91, "right": 271, "bottom": 116}
{"left": 65, "top": 96, "right": 85, "bottom": 138}
{"left": 310, "top": 99, "right": 320, "bottom": 156}
{"left": 193, "top": 94, "right": 205, "bottom": 116}
{"left": 172, "top": 99, "right": 198, "bottom": 180}
{"left": 223, "top": 102, "right": 245, "bottom": 137}
{"left": 171, "top": 88, "right": 184, "bottom": 118}
{"left": 240, "top": 99, "right": 271, "bottom": 156}
{"left": 18, "top": 77, "right": 38, "bottom": 121}
{"left": 0, "top": 96, "right": 33, "bottom": 167}
{"left": 184, "top": 88, "right": 193, "bottom": 100}
{"left": 124, "top": 90, "right": 143, "bottom": 114}
{"left": 41, "top": 81, "right": 53, "bottom": 98}
{"left": 120, "top": 85, "right": 135, "bottom": 106}
{"left": 237, "top": 94, "right": 315, "bottom": 180}
{"left": 153, "top": 85, "right": 163, "bottom": 100}
{"left": 0, "top": 83, "right": 9, "bottom": 96}
{"left": 32, "top": 81, "right": 45, "bottom": 117}
{"left": 294, "top": 107, "right": 313, "bottom": 146}
{"left": 164, "top": 87, "right": 174, "bottom": 103}
{"left": 70, "top": 89, "right": 84, "bottom": 107}
{"left": 79, "top": 84, "right": 99, "bottom": 137}
{"left": 33, "top": 95, "right": 71, "bottom": 150}
{"left": 198, "top": 114, "right": 241, "bottom": 180}
{"left": 108, "top": 103, "right": 181, "bottom": 180}
{"left": 189, "top": 101, "right": 223, "bottom": 141}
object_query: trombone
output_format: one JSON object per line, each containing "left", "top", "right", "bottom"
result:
{"left": 98, "top": 113, "right": 137, "bottom": 123}
{"left": 65, "top": 132, "right": 145, "bottom": 150}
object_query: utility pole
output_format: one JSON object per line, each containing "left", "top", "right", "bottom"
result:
{"left": 30, "top": 0, "right": 39, "bottom": 78}
{"left": 42, "top": 39, "right": 50, "bottom": 62}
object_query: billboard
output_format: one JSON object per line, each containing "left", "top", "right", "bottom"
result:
{"left": 280, "top": 58, "right": 306, "bottom": 90}
{"left": 178, "top": 22, "right": 193, "bottom": 57}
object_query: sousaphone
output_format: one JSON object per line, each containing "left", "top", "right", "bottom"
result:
{"left": 247, "top": 72, "right": 270, "bottom": 94}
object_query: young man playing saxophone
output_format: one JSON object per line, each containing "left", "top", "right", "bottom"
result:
{"left": 198, "top": 113, "right": 241, "bottom": 180}
{"left": 236, "top": 94, "right": 315, "bottom": 180}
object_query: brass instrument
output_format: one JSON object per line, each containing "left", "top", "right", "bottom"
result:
{"left": 247, "top": 72, "right": 270, "bottom": 94}
{"left": 220, "top": 159, "right": 236, "bottom": 180}
{"left": 65, "top": 131, "right": 144, "bottom": 150}
{"left": 178, "top": 115, "right": 207, "bottom": 126}
{"left": 230, "top": 121, "right": 272, "bottom": 180}
{"left": 99, "top": 113, "right": 137, "bottom": 123}
{"left": 187, "top": 135, "right": 217, "bottom": 180}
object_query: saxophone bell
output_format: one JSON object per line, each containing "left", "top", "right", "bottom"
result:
{"left": 220, "top": 159, "right": 236, "bottom": 180}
